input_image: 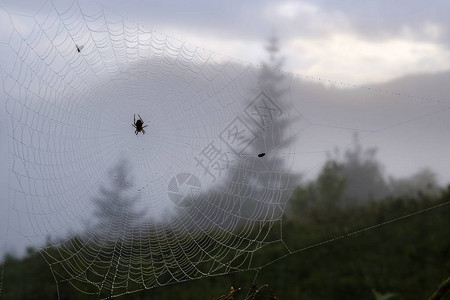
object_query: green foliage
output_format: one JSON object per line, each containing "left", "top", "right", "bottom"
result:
{"left": 372, "top": 289, "right": 397, "bottom": 300}
{"left": 289, "top": 136, "right": 441, "bottom": 223}
{"left": 295, "top": 160, "right": 346, "bottom": 207}
{"left": 2, "top": 141, "right": 448, "bottom": 299}
{"left": 2, "top": 115, "right": 447, "bottom": 299}
{"left": 2, "top": 186, "right": 448, "bottom": 299}
{"left": 337, "top": 134, "right": 389, "bottom": 203}
{"left": 389, "top": 168, "right": 441, "bottom": 198}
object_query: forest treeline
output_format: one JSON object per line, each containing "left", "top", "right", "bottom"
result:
{"left": 1, "top": 140, "right": 449, "bottom": 299}
{"left": 1, "top": 37, "right": 448, "bottom": 299}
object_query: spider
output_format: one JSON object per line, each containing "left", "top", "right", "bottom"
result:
{"left": 132, "top": 114, "right": 148, "bottom": 135}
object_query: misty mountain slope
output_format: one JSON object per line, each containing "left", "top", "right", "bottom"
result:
{"left": 375, "top": 70, "right": 450, "bottom": 101}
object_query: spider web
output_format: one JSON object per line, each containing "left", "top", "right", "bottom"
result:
{"left": 0, "top": 0, "right": 449, "bottom": 298}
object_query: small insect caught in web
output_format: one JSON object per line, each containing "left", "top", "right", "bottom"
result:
{"left": 258, "top": 153, "right": 266, "bottom": 157}
{"left": 76, "top": 44, "right": 84, "bottom": 52}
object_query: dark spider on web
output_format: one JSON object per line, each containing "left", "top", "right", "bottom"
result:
{"left": 132, "top": 114, "right": 148, "bottom": 135}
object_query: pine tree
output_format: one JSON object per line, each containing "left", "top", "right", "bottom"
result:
{"left": 87, "top": 159, "right": 145, "bottom": 243}
{"left": 185, "top": 36, "right": 300, "bottom": 230}
{"left": 229, "top": 35, "right": 300, "bottom": 220}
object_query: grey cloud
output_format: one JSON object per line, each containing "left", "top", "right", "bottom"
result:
{"left": 93, "top": 0, "right": 450, "bottom": 46}
{"left": 320, "top": 0, "right": 450, "bottom": 43}
{"left": 4, "top": 0, "right": 450, "bottom": 48}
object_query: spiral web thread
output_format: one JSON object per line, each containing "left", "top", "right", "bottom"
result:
{"left": 0, "top": 0, "right": 449, "bottom": 298}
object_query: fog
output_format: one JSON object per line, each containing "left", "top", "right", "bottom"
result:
{"left": 0, "top": 1, "right": 449, "bottom": 297}
{"left": 1, "top": 48, "right": 449, "bottom": 259}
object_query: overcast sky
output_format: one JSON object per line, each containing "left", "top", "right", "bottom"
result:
{"left": 2, "top": 0, "right": 450, "bottom": 85}
{"left": 1, "top": 0, "right": 449, "bottom": 258}
{"left": 92, "top": 0, "right": 450, "bottom": 84}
